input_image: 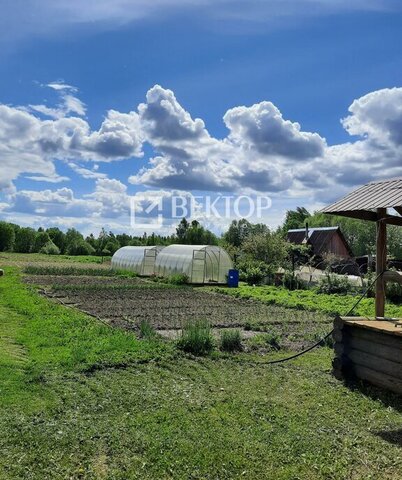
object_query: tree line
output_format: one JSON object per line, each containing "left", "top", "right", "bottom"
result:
{"left": 2, "top": 206, "right": 402, "bottom": 274}
{"left": 0, "top": 218, "right": 219, "bottom": 257}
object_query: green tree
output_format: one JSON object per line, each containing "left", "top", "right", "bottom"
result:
{"left": 176, "top": 218, "right": 189, "bottom": 241}
{"left": 282, "top": 207, "right": 311, "bottom": 231}
{"left": 66, "top": 240, "right": 95, "bottom": 256}
{"left": 33, "top": 231, "right": 51, "bottom": 253}
{"left": 14, "top": 227, "right": 36, "bottom": 253}
{"left": 0, "top": 222, "right": 15, "bottom": 251}
{"left": 46, "top": 228, "right": 66, "bottom": 253}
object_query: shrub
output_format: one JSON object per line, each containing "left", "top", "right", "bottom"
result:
{"left": 237, "top": 259, "right": 271, "bottom": 285}
{"left": 167, "top": 274, "right": 189, "bottom": 285}
{"left": 177, "top": 319, "right": 214, "bottom": 355}
{"left": 317, "top": 274, "right": 352, "bottom": 295}
{"left": 139, "top": 319, "right": 157, "bottom": 339}
{"left": 66, "top": 240, "right": 95, "bottom": 256}
{"left": 40, "top": 241, "right": 60, "bottom": 255}
{"left": 219, "top": 329, "right": 242, "bottom": 352}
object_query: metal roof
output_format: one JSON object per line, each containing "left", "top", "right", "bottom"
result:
{"left": 287, "top": 226, "right": 353, "bottom": 256}
{"left": 288, "top": 227, "right": 339, "bottom": 234}
{"left": 321, "top": 177, "right": 402, "bottom": 215}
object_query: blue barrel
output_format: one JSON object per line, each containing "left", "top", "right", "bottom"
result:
{"left": 227, "top": 269, "right": 239, "bottom": 288}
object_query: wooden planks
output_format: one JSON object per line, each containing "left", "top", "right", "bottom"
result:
{"left": 333, "top": 316, "right": 402, "bottom": 395}
{"left": 376, "top": 208, "right": 387, "bottom": 318}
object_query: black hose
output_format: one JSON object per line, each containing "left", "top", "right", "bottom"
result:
{"left": 261, "top": 271, "right": 383, "bottom": 365}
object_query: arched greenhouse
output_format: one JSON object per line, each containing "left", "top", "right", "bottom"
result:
{"left": 111, "top": 246, "right": 163, "bottom": 276}
{"left": 154, "top": 245, "right": 233, "bottom": 284}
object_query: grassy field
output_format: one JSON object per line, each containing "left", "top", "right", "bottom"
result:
{"left": 211, "top": 284, "right": 402, "bottom": 318}
{"left": 1, "top": 259, "right": 402, "bottom": 478}
{"left": 0, "top": 252, "right": 111, "bottom": 266}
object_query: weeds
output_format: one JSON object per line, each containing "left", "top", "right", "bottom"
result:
{"left": 167, "top": 274, "right": 189, "bottom": 285}
{"left": 177, "top": 319, "right": 214, "bottom": 355}
{"left": 248, "top": 331, "right": 281, "bottom": 351}
{"left": 219, "top": 329, "right": 242, "bottom": 352}
{"left": 139, "top": 319, "right": 157, "bottom": 340}
{"left": 24, "top": 265, "right": 137, "bottom": 277}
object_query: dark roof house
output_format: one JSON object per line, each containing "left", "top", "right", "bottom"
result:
{"left": 287, "top": 226, "right": 352, "bottom": 258}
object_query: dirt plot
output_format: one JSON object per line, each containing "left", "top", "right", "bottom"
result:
{"left": 24, "top": 274, "right": 332, "bottom": 350}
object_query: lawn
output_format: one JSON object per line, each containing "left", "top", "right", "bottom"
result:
{"left": 211, "top": 284, "right": 402, "bottom": 318}
{"left": 0, "top": 263, "right": 401, "bottom": 479}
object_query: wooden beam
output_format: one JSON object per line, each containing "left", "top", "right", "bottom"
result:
{"left": 382, "top": 214, "right": 402, "bottom": 227}
{"left": 376, "top": 208, "right": 387, "bottom": 318}
{"left": 325, "top": 210, "right": 402, "bottom": 226}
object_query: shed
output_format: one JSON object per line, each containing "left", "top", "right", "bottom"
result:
{"left": 111, "top": 246, "right": 163, "bottom": 276}
{"left": 287, "top": 226, "right": 352, "bottom": 258}
{"left": 321, "top": 177, "right": 402, "bottom": 394}
{"left": 154, "top": 245, "right": 233, "bottom": 284}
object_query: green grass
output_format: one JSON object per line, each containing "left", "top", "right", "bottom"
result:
{"left": 177, "top": 319, "right": 214, "bottom": 355}
{"left": 139, "top": 319, "right": 157, "bottom": 340}
{"left": 0, "top": 252, "right": 111, "bottom": 264}
{"left": 212, "top": 284, "right": 402, "bottom": 318}
{"left": 0, "top": 267, "right": 402, "bottom": 478}
{"left": 24, "top": 265, "right": 120, "bottom": 276}
{"left": 219, "top": 329, "right": 243, "bottom": 352}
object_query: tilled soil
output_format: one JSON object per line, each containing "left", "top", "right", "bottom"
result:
{"left": 24, "top": 274, "right": 332, "bottom": 350}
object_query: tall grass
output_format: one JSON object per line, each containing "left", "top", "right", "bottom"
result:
{"left": 177, "top": 319, "right": 214, "bottom": 355}
{"left": 219, "top": 329, "right": 242, "bottom": 352}
{"left": 139, "top": 319, "right": 157, "bottom": 340}
{"left": 24, "top": 265, "right": 137, "bottom": 277}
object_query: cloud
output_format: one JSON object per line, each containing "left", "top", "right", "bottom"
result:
{"left": 139, "top": 85, "right": 207, "bottom": 143}
{"left": 341, "top": 87, "right": 402, "bottom": 146}
{"left": 131, "top": 85, "right": 320, "bottom": 193}
{"left": 0, "top": 87, "right": 144, "bottom": 189}
{"left": 2, "top": 81, "right": 402, "bottom": 226}
{"left": 224, "top": 101, "right": 325, "bottom": 159}
{"left": 29, "top": 81, "right": 86, "bottom": 119}
{"left": 1, "top": 1, "right": 399, "bottom": 48}
{"left": 68, "top": 163, "right": 107, "bottom": 180}
{"left": 6, "top": 187, "right": 98, "bottom": 217}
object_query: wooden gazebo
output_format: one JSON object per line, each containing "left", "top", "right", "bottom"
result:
{"left": 322, "top": 177, "right": 402, "bottom": 394}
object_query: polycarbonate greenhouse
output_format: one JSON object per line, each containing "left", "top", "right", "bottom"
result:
{"left": 154, "top": 245, "right": 233, "bottom": 284}
{"left": 111, "top": 246, "right": 163, "bottom": 276}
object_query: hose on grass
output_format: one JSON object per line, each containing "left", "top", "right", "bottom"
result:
{"left": 262, "top": 271, "right": 384, "bottom": 365}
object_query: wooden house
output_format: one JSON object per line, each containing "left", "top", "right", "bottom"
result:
{"left": 287, "top": 225, "right": 352, "bottom": 259}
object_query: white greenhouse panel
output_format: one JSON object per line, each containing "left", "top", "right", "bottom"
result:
{"left": 154, "top": 245, "right": 233, "bottom": 284}
{"left": 111, "top": 246, "right": 163, "bottom": 276}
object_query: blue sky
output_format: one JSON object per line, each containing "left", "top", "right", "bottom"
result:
{"left": 1, "top": 0, "right": 402, "bottom": 235}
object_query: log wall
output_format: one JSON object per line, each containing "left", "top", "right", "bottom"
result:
{"left": 333, "top": 317, "right": 402, "bottom": 395}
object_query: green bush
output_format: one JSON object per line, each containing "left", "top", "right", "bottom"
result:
{"left": 39, "top": 241, "right": 60, "bottom": 255}
{"left": 237, "top": 259, "right": 270, "bottom": 285}
{"left": 66, "top": 240, "right": 95, "bottom": 256}
{"left": 386, "top": 281, "right": 402, "bottom": 303}
{"left": 219, "top": 329, "right": 242, "bottom": 352}
{"left": 177, "top": 319, "right": 214, "bottom": 355}
{"left": 317, "top": 274, "right": 352, "bottom": 295}
{"left": 167, "top": 274, "right": 189, "bottom": 285}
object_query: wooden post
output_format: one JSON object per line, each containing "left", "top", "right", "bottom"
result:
{"left": 376, "top": 208, "right": 387, "bottom": 318}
